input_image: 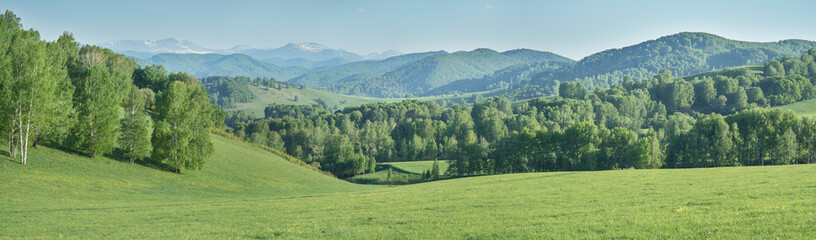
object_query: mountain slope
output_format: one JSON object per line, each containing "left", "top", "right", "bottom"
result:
{"left": 138, "top": 53, "right": 310, "bottom": 80}
{"left": 288, "top": 51, "right": 447, "bottom": 88}
{"left": 329, "top": 48, "right": 574, "bottom": 97}
{"left": 424, "top": 61, "right": 572, "bottom": 96}
{"left": 529, "top": 32, "right": 816, "bottom": 89}
{"left": 240, "top": 42, "right": 364, "bottom": 62}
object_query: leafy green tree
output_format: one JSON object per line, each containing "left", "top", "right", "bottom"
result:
{"left": 776, "top": 128, "right": 799, "bottom": 165}
{"left": 694, "top": 78, "right": 717, "bottom": 110}
{"left": 119, "top": 88, "right": 152, "bottom": 163}
{"left": 321, "top": 134, "right": 367, "bottom": 177}
{"left": 559, "top": 81, "right": 586, "bottom": 99}
{"left": 152, "top": 79, "right": 214, "bottom": 173}
{"left": 431, "top": 160, "right": 440, "bottom": 178}
{"left": 132, "top": 64, "right": 169, "bottom": 92}
{"left": 71, "top": 46, "right": 135, "bottom": 157}
{"left": 2, "top": 28, "right": 64, "bottom": 164}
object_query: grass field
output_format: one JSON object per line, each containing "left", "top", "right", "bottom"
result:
{"left": 229, "top": 85, "right": 502, "bottom": 115}
{"left": 680, "top": 65, "right": 764, "bottom": 81}
{"left": 2, "top": 136, "right": 815, "bottom": 239}
{"left": 774, "top": 98, "right": 816, "bottom": 116}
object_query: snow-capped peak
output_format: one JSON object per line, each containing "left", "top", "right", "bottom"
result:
{"left": 288, "top": 42, "right": 328, "bottom": 52}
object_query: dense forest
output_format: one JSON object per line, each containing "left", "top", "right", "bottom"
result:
{"left": 224, "top": 48, "right": 816, "bottom": 178}
{"left": 0, "top": 11, "right": 219, "bottom": 172}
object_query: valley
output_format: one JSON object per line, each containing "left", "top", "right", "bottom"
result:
{"left": 2, "top": 2, "right": 816, "bottom": 239}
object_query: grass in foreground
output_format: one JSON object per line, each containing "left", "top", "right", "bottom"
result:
{"left": 1, "top": 137, "right": 815, "bottom": 239}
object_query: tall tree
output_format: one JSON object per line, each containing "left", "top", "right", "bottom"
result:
{"left": 152, "top": 77, "right": 214, "bottom": 173}
{"left": 119, "top": 88, "right": 152, "bottom": 163}
{"left": 0, "top": 10, "right": 22, "bottom": 158}
{"left": 71, "top": 46, "right": 134, "bottom": 157}
{"left": 4, "top": 29, "right": 57, "bottom": 164}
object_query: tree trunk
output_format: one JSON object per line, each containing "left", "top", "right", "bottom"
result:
{"left": 8, "top": 130, "right": 15, "bottom": 158}
{"left": 32, "top": 129, "right": 38, "bottom": 149}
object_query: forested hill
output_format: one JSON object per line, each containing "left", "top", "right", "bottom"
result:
{"left": 137, "top": 53, "right": 311, "bottom": 81}
{"left": 529, "top": 32, "right": 816, "bottom": 90}
{"left": 324, "top": 48, "right": 574, "bottom": 97}
{"left": 288, "top": 51, "right": 448, "bottom": 88}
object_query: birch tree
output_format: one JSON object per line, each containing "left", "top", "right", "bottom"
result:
{"left": 119, "top": 87, "right": 152, "bottom": 163}
{"left": 0, "top": 11, "right": 22, "bottom": 158}
{"left": 71, "top": 46, "right": 135, "bottom": 157}
{"left": 5, "top": 30, "right": 58, "bottom": 164}
{"left": 152, "top": 75, "right": 214, "bottom": 173}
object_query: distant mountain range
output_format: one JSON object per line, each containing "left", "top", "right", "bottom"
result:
{"left": 99, "top": 38, "right": 401, "bottom": 68}
{"left": 113, "top": 32, "right": 816, "bottom": 99}
{"left": 136, "top": 53, "right": 311, "bottom": 81}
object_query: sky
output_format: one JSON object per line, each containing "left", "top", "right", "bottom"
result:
{"left": 2, "top": 0, "right": 816, "bottom": 60}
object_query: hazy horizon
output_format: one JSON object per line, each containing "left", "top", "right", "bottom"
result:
{"left": 3, "top": 0, "right": 815, "bottom": 60}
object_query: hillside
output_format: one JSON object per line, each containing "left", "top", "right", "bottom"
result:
{"left": 228, "top": 84, "right": 501, "bottom": 115}
{"left": 527, "top": 32, "right": 816, "bottom": 90}
{"left": 3, "top": 147, "right": 814, "bottom": 238}
{"left": 231, "top": 85, "right": 402, "bottom": 115}
{"left": 325, "top": 48, "right": 574, "bottom": 97}
{"left": 137, "top": 53, "right": 311, "bottom": 80}
{"left": 423, "top": 61, "right": 571, "bottom": 96}
{"left": 289, "top": 51, "right": 447, "bottom": 88}
{"left": 0, "top": 135, "right": 374, "bottom": 203}
{"left": 773, "top": 98, "right": 816, "bottom": 116}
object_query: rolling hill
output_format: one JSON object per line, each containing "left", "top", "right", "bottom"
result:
{"left": 228, "top": 83, "right": 501, "bottom": 115}
{"left": 0, "top": 135, "right": 373, "bottom": 203}
{"left": 319, "top": 48, "right": 574, "bottom": 97}
{"left": 137, "top": 53, "right": 311, "bottom": 81}
{"left": 773, "top": 98, "right": 816, "bottom": 116}
{"left": 3, "top": 138, "right": 814, "bottom": 238}
{"left": 526, "top": 32, "right": 816, "bottom": 89}
{"left": 288, "top": 51, "right": 448, "bottom": 88}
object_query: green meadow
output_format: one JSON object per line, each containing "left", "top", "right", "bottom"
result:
{"left": 2, "top": 135, "right": 815, "bottom": 239}
{"left": 774, "top": 97, "right": 816, "bottom": 116}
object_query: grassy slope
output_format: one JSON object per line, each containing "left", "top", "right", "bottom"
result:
{"left": 2, "top": 137, "right": 815, "bottom": 239}
{"left": 229, "top": 85, "right": 499, "bottom": 115}
{"left": 0, "top": 135, "right": 376, "bottom": 205}
{"left": 773, "top": 98, "right": 816, "bottom": 116}
{"left": 680, "top": 64, "right": 764, "bottom": 81}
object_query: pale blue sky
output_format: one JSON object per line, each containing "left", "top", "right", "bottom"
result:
{"left": 2, "top": 0, "right": 815, "bottom": 60}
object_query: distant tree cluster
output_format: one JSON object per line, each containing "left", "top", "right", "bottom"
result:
{"left": 0, "top": 11, "right": 219, "bottom": 173}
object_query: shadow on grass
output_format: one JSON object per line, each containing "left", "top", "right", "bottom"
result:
{"left": 345, "top": 165, "right": 445, "bottom": 185}
{"left": 107, "top": 148, "right": 175, "bottom": 172}
{"left": 0, "top": 148, "right": 18, "bottom": 164}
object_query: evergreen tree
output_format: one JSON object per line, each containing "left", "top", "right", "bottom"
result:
{"left": 431, "top": 159, "right": 440, "bottom": 178}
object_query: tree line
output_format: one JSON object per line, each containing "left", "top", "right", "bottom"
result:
{"left": 0, "top": 11, "right": 217, "bottom": 173}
